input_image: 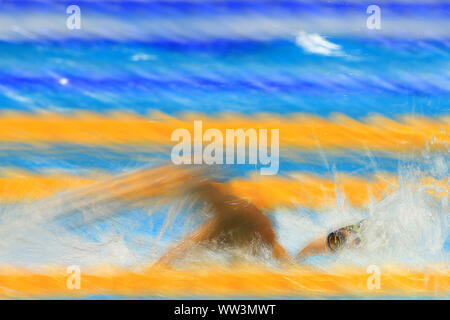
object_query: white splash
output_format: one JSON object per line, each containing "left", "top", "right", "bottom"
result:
{"left": 58, "top": 78, "right": 69, "bottom": 85}
{"left": 131, "top": 53, "right": 157, "bottom": 62}
{"left": 274, "top": 153, "right": 449, "bottom": 269}
{"left": 295, "top": 31, "right": 343, "bottom": 56}
{"left": 0, "top": 153, "right": 447, "bottom": 270}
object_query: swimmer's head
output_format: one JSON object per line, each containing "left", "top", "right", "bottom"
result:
{"left": 327, "top": 225, "right": 362, "bottom": 252}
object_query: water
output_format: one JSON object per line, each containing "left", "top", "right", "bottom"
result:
{"left": 0, "top": 0, "right": 448, "bottom": 298}
{"left": 0, "top": 156, "right": 447, "bottom": 269}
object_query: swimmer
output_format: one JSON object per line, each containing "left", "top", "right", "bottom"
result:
{"left": 151, "top": 165, "right": 365, "bottom": 266}
{"left": 296, "top": 221, "right": 365, "bottom": 260}
{"left": 157, "top": 181, "right": 293, "bottom": 266}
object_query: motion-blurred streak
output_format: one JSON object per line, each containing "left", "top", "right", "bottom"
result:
{"left": 0, "top": 112, "right": 447, "bottom": 153}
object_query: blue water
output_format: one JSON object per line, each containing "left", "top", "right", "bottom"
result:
{"left": 1, "top": 39, "right": 448, "bottom": 116}
{"left": 0, "top": 1, "right": 447, "bottom": 298}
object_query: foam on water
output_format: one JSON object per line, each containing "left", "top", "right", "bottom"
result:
{"left": 0, "top": 151, "right": 446, "bottom": 272}
{"left": 276, "top": 154, "right": 448, "bottom": 270}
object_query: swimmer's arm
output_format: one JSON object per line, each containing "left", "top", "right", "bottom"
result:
{"left": 154, "top": 182, "right": 228, "bottom": 267}
{"left": 155, "top": 217, "right": 217, "bottom": 267}
{"left": 272, "top": 240, "right": 294, "bottom": 264}
{"left": 295, "top": 235, "right": 330, "bottom": 260}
